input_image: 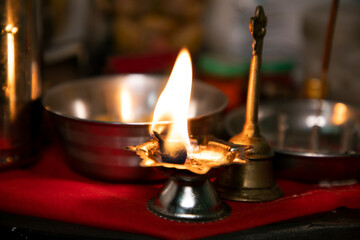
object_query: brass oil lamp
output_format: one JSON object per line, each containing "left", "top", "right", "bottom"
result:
{"left": 126, "top": 49, "right": 250, "bottom": 222}
{"left": 126, "top": 134, "right": 248, "bottom": 222}
{"left": 214, "top": 6, "right": 283, "bottom": 202}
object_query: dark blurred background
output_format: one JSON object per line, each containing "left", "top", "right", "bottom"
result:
{"left": 41, "top": 0, "right": 360, "bottom": 111}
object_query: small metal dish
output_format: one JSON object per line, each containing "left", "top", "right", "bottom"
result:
{"left": 224, "top": 99, "right": 360, "bottom": 182}
{"left": 42, "top": 74, "right": 228, "bottom": 182}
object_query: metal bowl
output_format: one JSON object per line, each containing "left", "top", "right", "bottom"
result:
{"left": 42, "top": 74, "right": 228, "bottom": 182}
{"left": 224, "top": 99, "right": 360, "bottom": 182}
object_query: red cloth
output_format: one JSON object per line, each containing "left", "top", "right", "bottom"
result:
{"left": 0, "top": 143, "right": 360, "bottom": 240}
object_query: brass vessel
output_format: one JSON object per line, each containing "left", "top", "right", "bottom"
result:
{"left": 214, "top": 6, "right": 283, "bottom": 202}
{"left": 126, "top": 136, "right": 249, "bottom": 222}
{"left": 0, "top": 0, "right": 42, "bottom": 170}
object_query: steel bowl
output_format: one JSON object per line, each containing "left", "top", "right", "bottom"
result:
{"left": 42, "top": 74, "right": 228, "bottom": 181}
{"left": 224, "top": 99, "right": 360, "bottom": 182}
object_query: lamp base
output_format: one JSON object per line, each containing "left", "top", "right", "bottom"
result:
{"left": 147, "top": 176, "right": 231, "bottom": 222}
{"left": 214, "top": 159, "right": 283, "bottom": 202}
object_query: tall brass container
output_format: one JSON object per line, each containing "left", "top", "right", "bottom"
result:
{"left": 0, "top": 0, "right": 42, "bottom": 169}
{"left": 214, "top": 6, "right": 282, "bottom": 202}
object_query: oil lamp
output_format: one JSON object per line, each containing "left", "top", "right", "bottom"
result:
{"left": 214, "top": 6, "right": 283, "bottom": 202}
{"left": 126, "top": 49, "right": 249, "bottom": 222}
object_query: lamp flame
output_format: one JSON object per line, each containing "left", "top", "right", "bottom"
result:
{"left": 150, "top": 48, "right": 193, "bottom": 151}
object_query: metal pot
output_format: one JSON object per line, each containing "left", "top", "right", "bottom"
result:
{"left": 42, "top": 74, "right": 228, "bottom": 182}
{"left": 224, "top": 99, "right": 360, "bottom": 182}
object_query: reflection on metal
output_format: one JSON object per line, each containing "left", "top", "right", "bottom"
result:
{"left": 31, "top": 61, "right": 41, "bottom": 100}
{"left": 119, "top": 86, "right": 134, "bottom": 123}
{"left": 306, "top": 115, "right": 326, "bottom": 128}
{"left": 214, "top": 6, "right": 283, "bottom": 202}
{"left": 332, "top": 102, "right": 348, "bottom": 125}
{"left": 6, "top": 25, "right": 16, "bottom": 121}
{"left": 73, "top": 99, "right": 88, "bottom": 119}
{"left": 0, "top": 0, "right": 42, "bottom": 170}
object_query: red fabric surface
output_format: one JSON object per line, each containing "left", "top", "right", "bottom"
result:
{"left": 0, "top": 143, "right": 360, "bottom": 240}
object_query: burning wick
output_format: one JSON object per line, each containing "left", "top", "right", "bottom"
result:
{"left": 150, "top": 48, "right": 192, "bottom": 164}
{"left": 153, "top": 131, "right": 187, "bottom": 164}
{"left": 125, "top": 48, "right": 250, "bottom": 175}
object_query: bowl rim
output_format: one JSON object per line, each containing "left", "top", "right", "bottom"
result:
{"left": 42, "top": 74, "right": 228, "bottom": 126}
{"left": 224, "top": 99, "right": 360, "bottom": 158}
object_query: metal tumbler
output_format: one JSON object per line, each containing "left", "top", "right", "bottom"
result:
{"left": 0, "top": 0, "right": 42, "bottom": 170}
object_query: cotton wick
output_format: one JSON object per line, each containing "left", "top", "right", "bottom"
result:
{"left": 153, "top": 131, "right": 187, "bottom": 164}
